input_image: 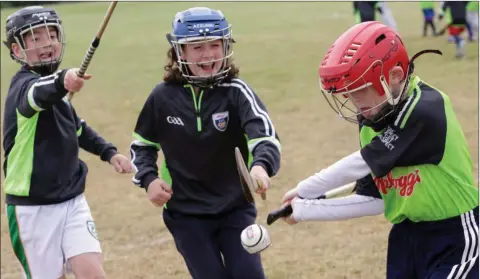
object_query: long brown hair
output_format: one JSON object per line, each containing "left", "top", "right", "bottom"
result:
{"left": 163, "top": 46, "right": 240, "bottom": 85}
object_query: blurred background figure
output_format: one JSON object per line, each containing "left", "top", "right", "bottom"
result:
{"left": 377, "top": 2, "right": 398, "bottom": 31}
{"left": 436, "top": 1, "right": 451, "bottom": 39}
{"left": 353, "top": 1, "right": 397, "bottom": 30}
{"left": 420, "top": 1, "right": 437, "bottom": 37}
{"left": 353, "top": 1, "right": 380, "bottom": 23}
{"left": 438, "top": 1, "right": 469, "bottom": 59}
{"left": 466, "top": 1, "right": 479, "bottom": 41}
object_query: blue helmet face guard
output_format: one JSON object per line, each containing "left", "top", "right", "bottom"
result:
{"left": 168, "top": 7, "right": 235, "bottom": 88}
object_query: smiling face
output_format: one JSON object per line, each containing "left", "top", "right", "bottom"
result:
{"left": 181, "top": 39, "right": 225, "bottom": 77}
{"left": 12, "top": 25, "right": 62, "bottom": 66}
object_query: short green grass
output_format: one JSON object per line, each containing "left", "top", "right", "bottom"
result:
{"left": 1, "top": 2, "right": 478, "bottom": 278}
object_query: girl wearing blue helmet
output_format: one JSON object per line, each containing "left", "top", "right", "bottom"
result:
{"left": 130, "top": 7, "right": 281, "bottom": 279}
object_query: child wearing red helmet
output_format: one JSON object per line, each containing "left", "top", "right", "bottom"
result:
{"left": 281, "top": 21, "right": 478, "bottom": 279}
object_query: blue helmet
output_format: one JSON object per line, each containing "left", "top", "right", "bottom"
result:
{"left": 167, "top": 7, "right": 234, "bottom": 87}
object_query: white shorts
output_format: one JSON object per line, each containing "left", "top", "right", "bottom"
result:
{"left": 6, "top": 194, "right": 102, "bottom": 279}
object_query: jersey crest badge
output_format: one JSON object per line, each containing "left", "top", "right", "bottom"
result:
{"left": 86, "top": 220, "right": 99, "bottom": 240}
{"left": 212, "top": 111, "right": 229, "bottom": 132}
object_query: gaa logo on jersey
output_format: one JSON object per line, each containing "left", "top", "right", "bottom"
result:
{"left": 212, "top": 111, "right": 229, "bottom": 132}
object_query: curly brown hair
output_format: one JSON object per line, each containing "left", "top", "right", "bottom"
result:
{"left": 163, "top": 46, "right": 239, "bottom": 85}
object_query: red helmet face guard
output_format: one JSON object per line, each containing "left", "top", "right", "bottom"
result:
{"left": 319, "top": 60, "right": 403, "bottom": 124}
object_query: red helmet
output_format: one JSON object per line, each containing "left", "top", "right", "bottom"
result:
{"left": 318, "top": 21, "right": 410, "bottom": 123}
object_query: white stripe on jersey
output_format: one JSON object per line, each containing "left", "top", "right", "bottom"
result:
{"left": 218, "top": 79, "right": 275, "bottom": 137}
{"left": 27, "top": 72, "right": 61, "bottom": 111}
{"left": 38, "top": 70, "right": 61, "bottom": 81}
{"left": 394, "top": 89, "right": 416, "bottom": 127}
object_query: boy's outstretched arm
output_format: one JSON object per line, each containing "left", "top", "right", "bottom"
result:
{"left": 18, "top": 68, "right": 90, "bottom": 116}
{"left": 72, "top": 108, "right": 132, "bottom": 173}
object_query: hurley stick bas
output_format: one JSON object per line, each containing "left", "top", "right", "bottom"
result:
{"left": 235, "top": 147, "right": 267, "bottom": 203}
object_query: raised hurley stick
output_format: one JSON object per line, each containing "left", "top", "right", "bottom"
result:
{"left": 68, "top": 1, "right": 118, "bottom": 101}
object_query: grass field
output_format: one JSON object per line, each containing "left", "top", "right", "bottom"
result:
{"left": 1, "top": 2, "right": 478, "bottom": 278}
